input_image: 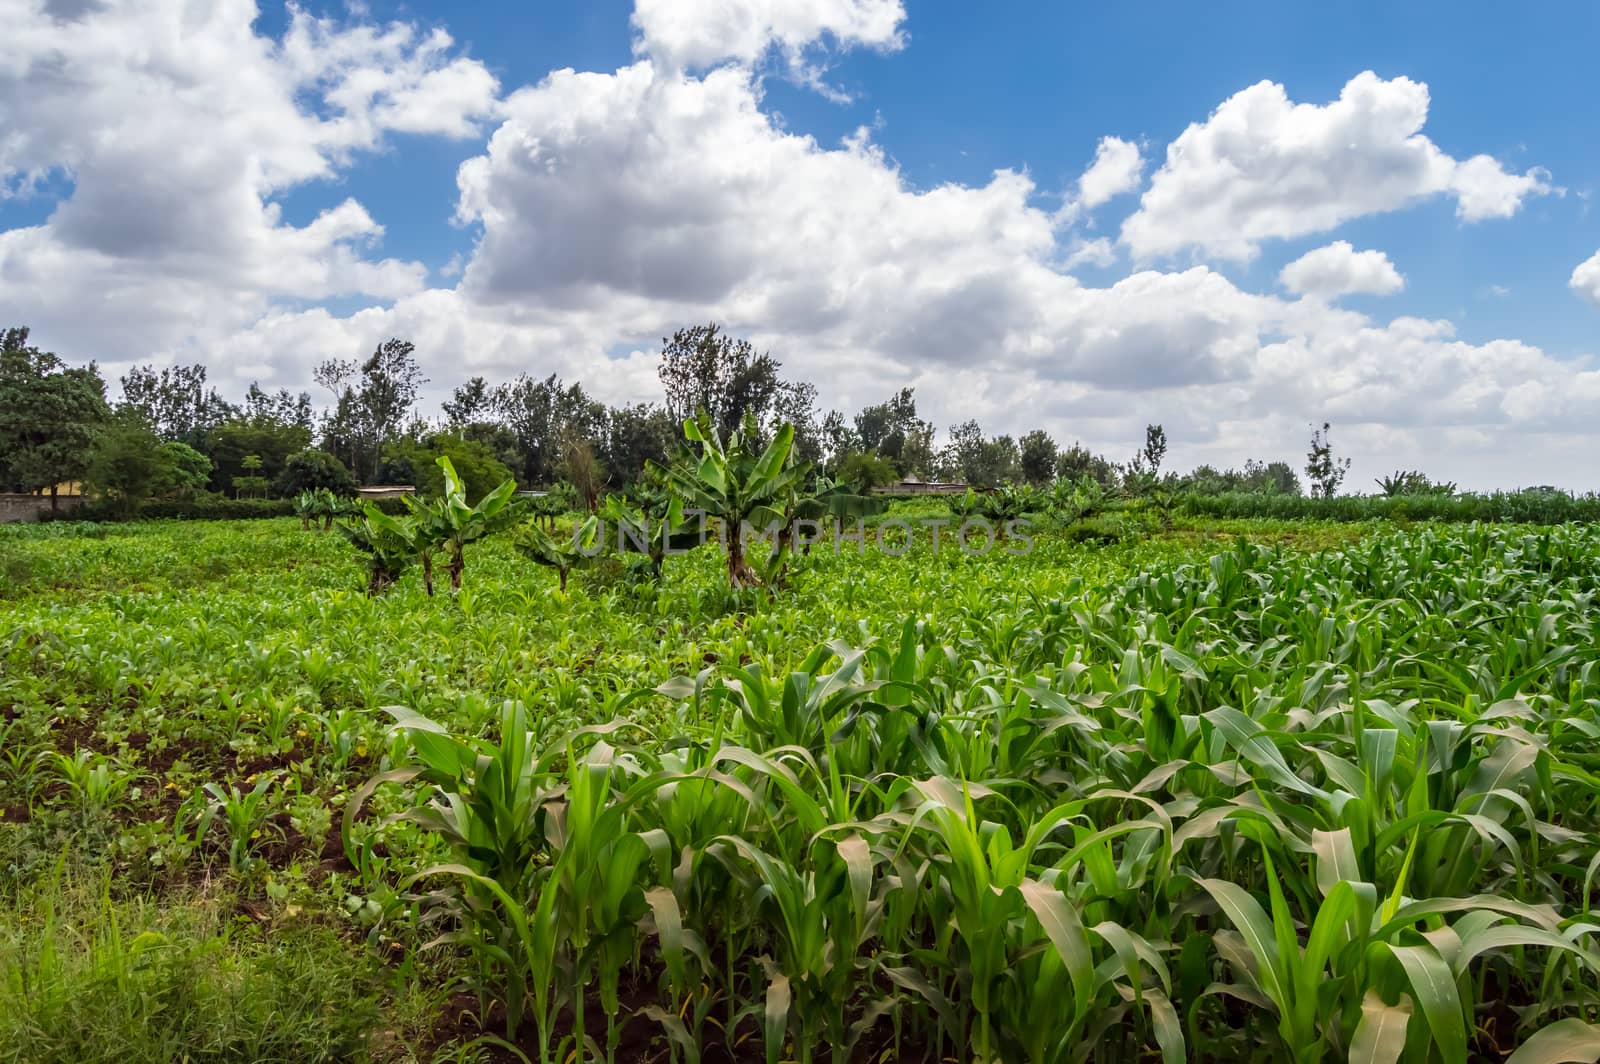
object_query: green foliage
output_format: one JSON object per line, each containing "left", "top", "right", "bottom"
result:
{"left": 403, "top": 456, "right": 520, "bottom": 592}
{"left": 940, "top": 418, "right": 1020, "bottom": 487}
{"left": 205, "top": 418, "right": 311, "bottom": 494}
{"left": 657, "top": 323, "right": 784, "bottom": 444}
{"left": 1184, "top": 487, "right": 1600, "bottom": 523}
{"left": 199, "top": 773, "right": 279, "bottom": 874}
{"left": 1306, "top": 421, "right": 1352, "bottom": 498}
{"left": 1054, "top": 441, "right": 1119, "bottom": 488}
{"left": 835, "top": 450, "right": 897, "bottom": 493}
{"left": 976, "top": 481, "right": 1038, "bottom": 522}
{"left": 337, "top": 502, "right": 418, "bottom": 594}
{"left": 514, "top": 518, "right": 599, "bottom": 592}
{"left": 1018, "top": 428, "right": 1058, "bottom": 485}
{"left": 117, "top": 363, "right": 234, "bottom": 444}
{"left": 158, "top": 442, "right": 211, "bottom": 495}
{"left": 660, "top": 419, "right": 808, "bottom": 587}
{"left": 0, "top": 326, "right": 110, "bottom": 501}
{"left": 84, "top": 416, "right": 178, "bottom": 515}
{"left": 1046, "top": 476, "right": 1105, "bottom": 524}
{"left": 1376, "top": 469, "right": 1458, "bottom": 497}
{"left": 394, "top": 434, "right": 514, "bottom": 504}
{"left": 273, "top": 448, "right": 356, "bottom": 498}
{"left": 1179, "top": 459, "right": 1303, "bottom": 496}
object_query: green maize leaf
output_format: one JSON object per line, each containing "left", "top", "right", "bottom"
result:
{"left": 1378, "top": 942, "right": 1468, "bottom": 1064}
{"left": 1311, "top": 827, "right": 1364, "bottom": 897}
{"left": 1506, "top": 1019, "right": 1600, "bottom": 1064}
{"left": 1018, "top": 878, "right": 1094, "bottom": 1021}
{"left": 1196, "top": 878, "right": 1290, "bottom": 1013}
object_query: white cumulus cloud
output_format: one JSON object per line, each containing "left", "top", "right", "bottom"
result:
{"left": 631, "top": 0, "right": 906, "bottom": 74}
{"left": 0, "top": 0, "right": 500, "bottom": 365}
{"left": 2, "top": 2, "right": 1595, "bottom": 491}
{"left": 1077, "top": 136, "right": 1144, "bottom": 209}
{"left": 1279, "top": 242, "right": 1405, "bottom": 299}
{"left": 1571, "top": 248, "right": 1600, "bottom": 307}
{"left": 1121, "top": 71, "right": 1553, "bottom": 262}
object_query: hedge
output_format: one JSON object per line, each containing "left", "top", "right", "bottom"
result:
{"left": 39, "top": 495, "right": 409, "bottom": 523}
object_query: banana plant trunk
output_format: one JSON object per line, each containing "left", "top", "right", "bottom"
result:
{"left": 448, "top": 543, "right": 464, "bottom": 590}
{"left": 727, "top": 530, "right": 759, "bottom": 587}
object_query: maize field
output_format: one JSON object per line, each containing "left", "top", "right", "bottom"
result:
{"left": 2, "top": 516, "right": 1599, "bottom": 1062}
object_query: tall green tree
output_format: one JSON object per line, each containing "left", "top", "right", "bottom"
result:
{"left": 601, "top": 402, "right": 679, "bottom": 489}
{"left": 356, "top": 338, "right": 426, "bottom": 482}
{"left": 493, "top": 372, "right": 605, "bottom": 487}
{"left": 1305, "top": 422, "right": 1351, "bottom": 498}
{"left": 819, "top": 410, "right": 860, "bottom": 475}
{"left": 118, "top": 363, "right": 235, "bottom": 443}
{"left": 0, "top": 327, "right": 111, "bottom": 510}
{"left": 241, "top": 383, "right": 313, "bottom": 430}
{"left": 1018, "top": 430, "right": 1058, "bottom": 485}
{"left": 853, "top": 388, "right": 930, "bottom": 473}
{"left": 939, "top": 420, "right": 1020, "bottom": 487}
{"left": 1055, "top": 442, "right": 1118, "bottom": 488}
{"left": 443, "top": 376, "right": 495, "bottom": 427}
{"left": 275, "top": 449, "right": 357, "bottom": 497}
{"left": 84, "top": 415, "right": 175, "bottom": 515}
{"left": 657, "top": 324, "right": 782, "bottom": 443}
{"left": 207, "top": 417, "right": 312, "bottom": 494}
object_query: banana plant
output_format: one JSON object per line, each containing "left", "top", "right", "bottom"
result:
{"left": 338, "top": 502, "right": 418, "bottom": 595}
{"left": 599, "top": 470, "right": 707, "bottom": 581}
{"left": 1046, "top": 477, "right": 1104, "bottom": 525}
{"left": 293, "top": 489, "right": 319, "bottom": 531}
{"left": 405, "top": 456, "right": 520, "bottom": 592}
{"left": 515, "top": 516, "right": 601, "bottom": 592}
{"left": 753, "top": 474, "right": 890, "bottom": 586}
{"left": 658, "top": 420, "right": 808, "bottom": 588}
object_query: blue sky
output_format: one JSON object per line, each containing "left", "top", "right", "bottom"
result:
{"left": 4, "top": 0, "right": 1598, "bottom": 487}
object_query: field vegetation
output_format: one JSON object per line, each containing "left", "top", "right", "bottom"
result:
{"left": 4, "top": 505, "right": 1600, "bottom": 1062}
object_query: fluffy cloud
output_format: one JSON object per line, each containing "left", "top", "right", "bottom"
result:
{"left": 1572, "top": 248, "right": 1600, "bottom": 307}
{"left": 631, "top": 0, "right": 905, "bottom": 73}
{"left": 1062, "top": 237, "right": 1116, "bottom": 269}
{"left": 1279, "top": 242, "right": 1405, "bottom": 299}
{"left": 454, "top": 62, "right": 1061, "bottom": 374}
{"left": 1076, "top": 137, "right": 1144, "bottom": 209}
{"left": 0, "top": 0, "right": 498, "bottom": 359}
{"left": 1121, "top": 72, "right": 1553, "bottom": 262}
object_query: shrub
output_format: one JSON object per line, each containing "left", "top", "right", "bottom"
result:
{"left": 273, "top": 449, "right": 355, "bottom": 498}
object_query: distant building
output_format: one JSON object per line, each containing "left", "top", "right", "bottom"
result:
{"left": 873, "top": 477, "right": 969, "bottom": 495}
{"left": 357, "top": 485, "right": 416, "bottom": 500}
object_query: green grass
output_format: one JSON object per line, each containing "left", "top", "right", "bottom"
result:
{"left": 0, "top": 864, "right": 385, "bottom": 1063}
{"left": 2, "top": 515, "right": 1598, "bottom": 1061}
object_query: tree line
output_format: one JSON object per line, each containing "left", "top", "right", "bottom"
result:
{"left": 3, "top": 321, "right": 1364, "bottom": 515}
